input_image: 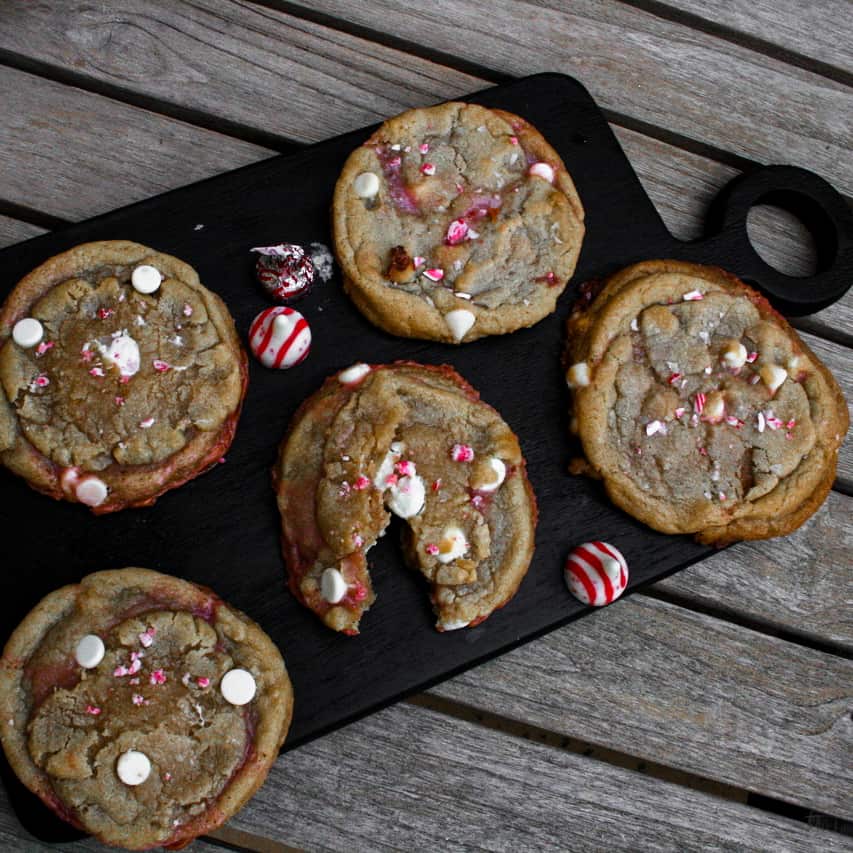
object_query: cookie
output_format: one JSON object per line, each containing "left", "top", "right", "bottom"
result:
{"left": 0, "top": 568, "right": 293, "bottom": 850}
{"left": 274, "top": 362, "right": 537, "bottom": 633}
{"left": 565, "top": 260, "right": 849, "bottom": 545}
{"left": 0, "top": 241, "right": 248, "bottom": 512}
{"left": 332, "top": 102, "right": 584, "bottom": 343}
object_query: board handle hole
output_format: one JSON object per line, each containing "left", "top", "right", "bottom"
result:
{"left": 745, "top": 191, "right": 836, "bottom": 279}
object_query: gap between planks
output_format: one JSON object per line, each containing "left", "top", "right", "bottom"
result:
{"left": 405, "top": 692, "right": 853, "bottom": 835}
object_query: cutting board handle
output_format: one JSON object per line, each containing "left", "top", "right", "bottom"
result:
{"left": 699, "top": 165, "right": 853, "bottom": 316}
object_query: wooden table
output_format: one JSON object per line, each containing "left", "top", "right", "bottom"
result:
{"left": 0, "top": 2, "right": 851, "bottom": 850}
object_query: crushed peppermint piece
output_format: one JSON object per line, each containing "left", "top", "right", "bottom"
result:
{"left": 132, "top": 694, "right": 146, "bottom": 706}
{"left": 509, "top": 135, "right": 519, "bottom": 145}
{"left": 667, "top": 372, "right": 683, "bottom": 385}
{"left": 97, "top": 307, "right": 115, "bottom": 319}
{"left": 183, "top": 303, "right": 193, "bottom": 317}
{"left": 114, "top": 396, "right": 125, "bottom": 407}
{"left": 396, "top": 460, "right": 416, "bottom": 477}
{"left": 139, "top": 417, "right": 155, "bottom": 429}
{"left": 420, "top": 162, "right": 436, "bottom": 176}
{"left": 197, "top": 677, "right": 210, "bottom": 688}
{"left": 129, "top": 678, "right": 140, "bottom": 685}
{"left": 693, "top": 393, "right": 706, "bottom": 415}
{"left": 113, "top": 665, "right": 129, "bottom": 677}
{"left": 451, "top": 443, "right": 475, "bottom": 462}
{"left": 138, "top": 627, "right": 156, "bottom": 648}
{"left": 432, "top": 478, "right": 442, "bottom": 491}
{"left": 471, "top": 494, "right": 485, "bottom": 509}
{"left": 88, "top": 367, "right": 104, "bottom": 378}
{"left": 645, "top": 420, "right": 667, "bottom": 436}
{"left": 446, "top": 218, "right": 469, "bottom": 245}
{"left": 353, "top": 534, "right": 364, "bottom": 548}
{"left": 33, "top": 375, "right": 50, "bottom": 388}
{"left": 703, "top": 366, "right": 713, "bottom": 375}
{"left": 745, "top": 351, "right": 758, "bottom": 363}
{"left": 698, "top": 446, "right": 708, "bottom": 456}
{"left": 630, "top": 317, "right": 639, "bottom": 331}
{"left": 426, "top": 543, "right": 440, "bottom": 556}
{"left": 152, "top": 359, "right": 170, "bottom": 372}
{"left": 338, "top": 481, "right": 352, "bottom": 497}
{"left": 35, "top": 341, "right": 54, "bottom": 357}
{"left": 756, "top": 412, "right": 766, "bottom": 433}
{"left": 682, "top": 290, "right": 704, "bottom": 301}
{"left": 419, "top": 142, "right": 430, "bottom": 154}
{"left": 181, "top": 673, "right": 191, "bottom": 686}
{"left": 750, "top": 374, "right": 761, "bottom": 384}
{"left": 150, "top": 669, "right": 166, "bottom": 686}
{"left": 725, "top": 415, "right": 744, "bottom": 428}
{"left": 384, "top": 473, "right": 399, "bottom": 487}
{"left": 352, "top": 475, "right": 371, "bottom": 491}
{"left": 413, "top": 256, "right": 426, "bottom": 268}
{"left": 81, "top": 347, "right": 94, "bottom": 362}
{"left": 455, "top": 291, "right": 472, "bottom": 300}
{"left": 85, "top": 705, "right": 101, "bottom": 716}
{"left": 786, "top": 419, "right": 796, "bottom": 429}
{"left": 765, "top": 414, "right": 783, "bottom": 430}
{"left": 164, "top": 772, "right": 173, "bottom": 781}
{"left": 718, "top": 492, "right": 727, "bottom": 501}
{"left": 423, "top": 268, "right": 445, "bottom": 282}
{"left": 351, "top": 583, "right": 368, "bottom": 602}
{"left": 674, "top": 407, "right": 686, "bottom": 418}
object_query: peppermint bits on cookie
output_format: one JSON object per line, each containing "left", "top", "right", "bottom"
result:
{"left": 565, "top": 542, "right": 628, "bottom": 606}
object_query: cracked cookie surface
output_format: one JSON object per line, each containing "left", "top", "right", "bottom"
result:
{"left": 0, "top": 568, "right": 292, "bottom": 850}
{"left": 333, "top": 102, "right": 584, "bottom": 343}
{"left": 0, "top": 241, "right": 247, "bottom": 512}
{"left": 565, "top": 260, "right": 849, "bottom": 545}
{"left": 274, "top": 362, "right": 537, "bottom": 633}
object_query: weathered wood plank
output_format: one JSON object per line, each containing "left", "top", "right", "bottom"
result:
{"left": 227, "top": 699, "right": 851, "bottom": 851}
{"left": 0, "top": 65, "right": 269, "bottom": 222}
{"left": 3, "top": 0, "right": 851, "bottom": 196}
{"left": 430, "top": 595, "right": 853, "bottom": 818}
{"left": 656, "top": 489, "right": 852, "bottom": 650}
{"left": 294, "top": 0, "right": 853, "bottom": 194}
{"left": 0, "top": 216, "right": 45, "bottom": 248}
{"left": 654, "top": 0, "right": 853, "bottom": 74}
{"left": 0, "top": 0, "right": 481, "bottom": 144}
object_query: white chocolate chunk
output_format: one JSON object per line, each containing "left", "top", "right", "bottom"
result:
{"left": 117, "top": 750, "right": 151, "bottom": 786}
{"left": 95, "top": 333, "right": 140, "bottom": 378}
{"left": 566, "top": 362, "right": 590, "bottom": 388}
{"left": 703, "top": 392, "right": 726, "bottom": 421}
{"left": 12, "top": 318, "right": 44, "bottom": 348}
{"left": 354, "top": 172, "right": 380, "bottom": 198}
{"left": 387, "top": 475, "right": 425, "bottom": 518}
{"left": 339, "top": 363, "right": 371, "bottom": 384}
{"left": 131, "top": 265, "right": 162, "bottom": 295}
{"left": 474, "top": 457, "right": 506, "bottom": 492}
{"left": 760, "top": 364, "right": 788, "bottom": 394}
{"left": 720, "top": 339, "right": 747, "bottom": 369}
{"left": 220, "top": 668, "right": 257, "bottom": 706}
{"left": 444, "top": 309, "right": 476, "bottom": 342}
{"left": 374, "top": 443, "right": 404, "bottom": 489}
{"left": 75, "top": 477, "right": 108, "bottom": 507}
{"left": 437, "top": 526, "right": 468, "bottom": 564}
{"left": 528, "top": 162, "right": 555, "bottom": 183}
{"left": 75, "top": 634, "right": 105, "bottom": 669}
{"left": 321, "top": 568, "right": 348, "bottom": 604}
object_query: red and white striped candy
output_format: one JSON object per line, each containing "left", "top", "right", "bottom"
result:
{"left": 564, "top": 541, "right": 629, "bottom": 606}
{"left": 248, "top": 307, "right": 311, "bottom": 369}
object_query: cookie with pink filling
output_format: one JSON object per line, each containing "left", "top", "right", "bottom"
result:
{"left": 333, "top": 102, "right": 585, "bottom": 343}
{"left": 0, "top": 568, "right": 292, "bottom": 850}
{"left": 0, "top": 241, "right": 247, "bottom": 513}
{"left": 565, "top": 260, "right": 848, "bottom": 545}
{"left": 273, "top": 361, "right": 537, "bottom": 633}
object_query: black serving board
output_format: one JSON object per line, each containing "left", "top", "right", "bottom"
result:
{"left": 1, "top": 73, "right": 851, "bottom": 842}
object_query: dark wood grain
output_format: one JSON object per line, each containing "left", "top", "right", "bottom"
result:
{"left": 291, "top": 0, "right": 853, "bottom": 193}
{"left": 431, "top": 594, "right": 853, "bottom": 817}
{"left": 0, "top": 216, "right": 45, "bottom": 247}
{"left": 224, "top": 699, "right": 852, "bottom": 851}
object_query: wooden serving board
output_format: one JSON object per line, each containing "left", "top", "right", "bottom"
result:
{"left": 0, "top": 73, "right": 850, "bottom": 841}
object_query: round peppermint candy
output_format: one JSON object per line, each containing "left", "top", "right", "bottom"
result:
{"left": 252, "top": 244, "right": 315, "bottom": 303}
{"left": 564, "top": 541, "right": 628, "bottom": 606}
{"left": 248, "top": 307, "right": 311, "bottom": 369}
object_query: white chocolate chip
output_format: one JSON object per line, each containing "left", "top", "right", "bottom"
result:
{"left": 117, "top": 750, "right": 151, "bottom": 786}
{"left": 339, "top": 363, "right": 371, "bottom": 385}
{"left": 760, "top": 364, "right": 788, "bottom": 394}
{"left": 354, "top": 172, "right": 380, "bottom": 198}
{"left": 75, "top": 477, "right": 108, "bottom": 507}
{"left": 12, "top": 318, "right": 44, "bottom": 348}
{"left": 437, "top": 526, "right": 468, "bottom": 564}
{"left": 720, "top": 339, "right": 747, "bottom": 369}
{"left": 387, "top": 474, "right": 425, "bottom": 518}
{"left": 528, "top": 162, "right": 555, "bottom": 183}
{"left": 94, "top": 333, "right": 140, "bottom": 378}
{"left": 444, "top": 309, "right": 476, "bottom": 342}
{"left": 439, "top": 619, "right": 469, "bottom": 631}
{"left": 320, "top": 568, "right": 348, "bottom": 604}
{"left": 75, "top": 634, "right": 105, "bottom": 669}
{"left": 566, "top": 362, "right": 590, "bottom": 388}
{"left": 131, "top": 265, "right": 162, "bottom": 295}
{"left": 475, "top": 458, "right": 506, "bottom": 492}
{"left": 220, "top": 668, "right": 257, "bottom": 706}
{"left": 703, "top": 392, "right": 726, "bottom": 422}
